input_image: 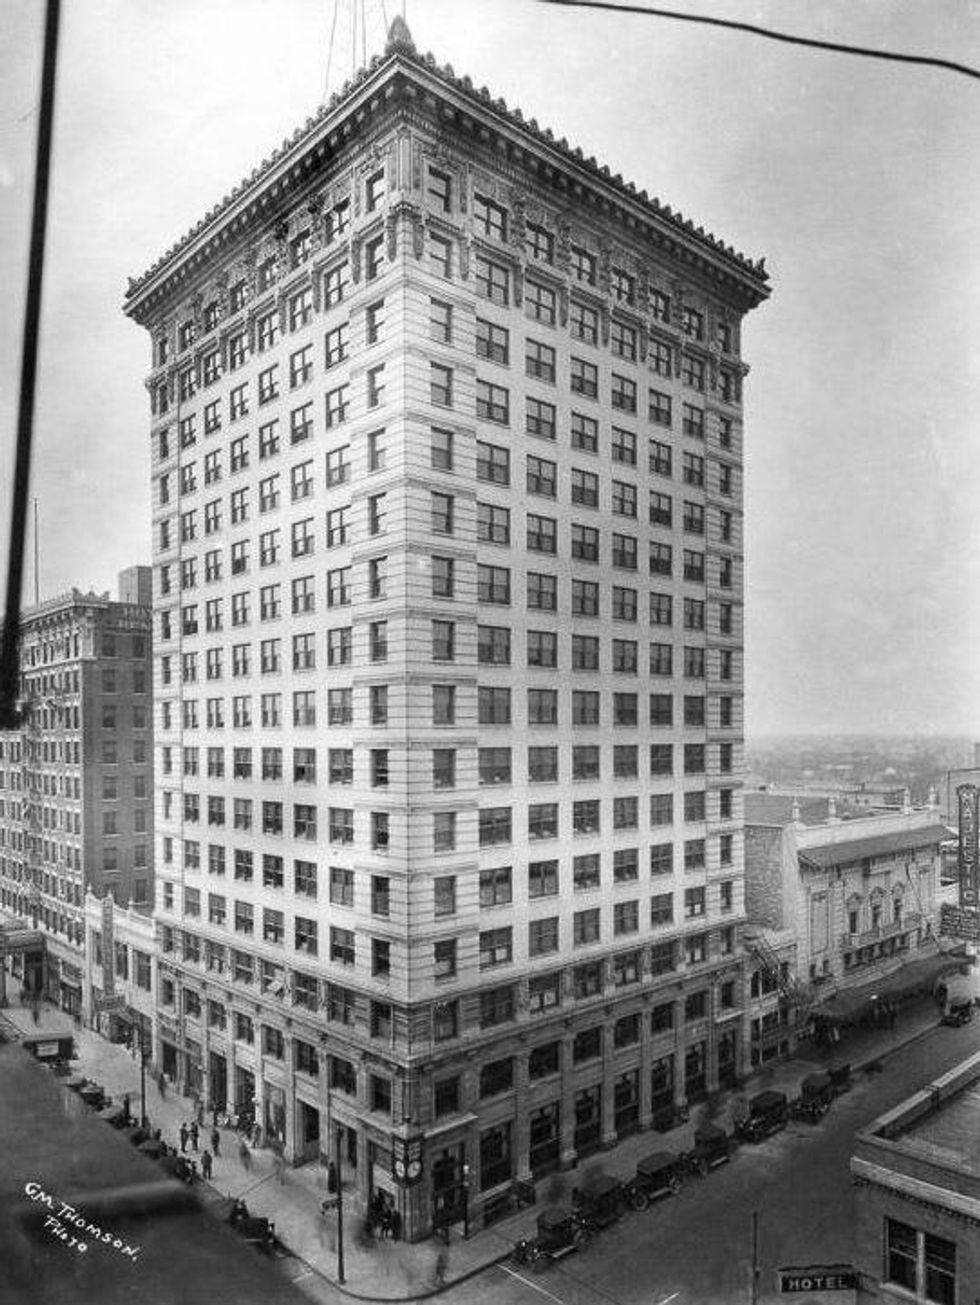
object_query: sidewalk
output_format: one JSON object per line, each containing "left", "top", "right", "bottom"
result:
{"left": 56, "top": 993, "right": 941, "bottom": 1302}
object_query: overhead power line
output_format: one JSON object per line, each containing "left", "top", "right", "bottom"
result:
{"left": 538, "top": 0, "right": 980, "bottom": 83}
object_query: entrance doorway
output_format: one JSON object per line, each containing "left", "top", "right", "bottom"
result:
{"left": 209, "top": 1052, "right": 228, "bottom": 1113}
{"left": 297, "top": 1101, "right": 320, "bottom": 1162}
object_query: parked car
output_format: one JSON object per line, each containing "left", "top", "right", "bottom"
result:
{"left": 735, "top": 1090, "right": 789, "bottom": 1144}
{"left": 626, "top": 1152, "right": 684, "bottom": 1210}
{"left": 941, "top": 999, "right": 973, "bottom": 1027}
{"left": 513, "top": 1207, "right": 589, "bottom": 1267}
{"left": 827, "top": 1062, "right": 852, "bottom": 1095}
{"left": 78, "top": 1082, "right": 108, "bottom": 1110}
{"left": 228, "top": 1198, "right": 276, "bottom": 1255}
{"left": 571, "top": 1174, "right": 627, "bottom": 1230}
{"left": 683, "top": 1122, "right": 733, "bottom": 1175}
{"left": 790, "top": 1071, "right": 834, "bottom": 1123}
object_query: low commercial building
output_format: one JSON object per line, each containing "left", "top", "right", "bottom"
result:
{"left": 82, "top": 890, "right": 156, "bottom": 1057}
{"left": 745, "top": 795, "right": 958, "bottom": 1043}
{"left": 851, "top": 1049, "right": 980, "bottom": 1303}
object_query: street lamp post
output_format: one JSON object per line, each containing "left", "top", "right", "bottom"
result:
{"left": 335, "top": 1127, "right": 346, "bottom": 1284}
{"left": 137, "top": 1023, "right": 148, "bottom": 1129}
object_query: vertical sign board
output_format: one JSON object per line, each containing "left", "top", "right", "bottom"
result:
{"left": 101, "top": 894, "right": 115, "bottom": 997}
{"left": 958, "top": 785, "right": 980, "bottom": 908}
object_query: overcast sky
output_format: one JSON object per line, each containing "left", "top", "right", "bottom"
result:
{"left": 2, "top": 0, "right": 979, "bottom": 737}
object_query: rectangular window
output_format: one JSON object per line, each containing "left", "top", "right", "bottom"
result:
{"left": 475, "top": 255, "right": 509, "bottom": 306}
{"left": 477, "top": 379, "right": 509, "bottom": 425}
{"left": 476, "top": 317, "right": 509, "bottom": 364}
{"left": 571, "top": 411, "right": 598, "bottom": 453}
{"left": 477, "top": 626, "right": 510, "bottom": 669}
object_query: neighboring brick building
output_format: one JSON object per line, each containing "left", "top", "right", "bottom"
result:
{"left": 0, "top": 571, "right": 153, "bottom": 1015}
{"left": 852, "top": 1050, "right": 980, "bottom": 1303}
{"left": 123, "top": 18, "right": 768, "bottom": 1237}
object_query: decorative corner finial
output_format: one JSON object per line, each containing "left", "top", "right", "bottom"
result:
{"left": 386, "top": 14, "right": 415, "bottom": 54}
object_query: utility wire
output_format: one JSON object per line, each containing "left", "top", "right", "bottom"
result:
{"left": 0, "top": 0, "right": 61, "bottom": 729}
{"left": 538, "top": 0, "right": 980, "bottom": 83}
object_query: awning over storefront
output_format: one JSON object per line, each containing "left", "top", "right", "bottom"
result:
{"left": 812, "top": 949, "right": 967, "bottom": 1026}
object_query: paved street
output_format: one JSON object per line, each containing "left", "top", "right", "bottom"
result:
{"left": 54, "top": 991, "right": 978, "bottom": 1304}
{"left": 444, "top": 1019, "right": 980, "bottom": 1305}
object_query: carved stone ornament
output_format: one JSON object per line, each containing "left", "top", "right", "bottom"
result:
{"left": 639, "top": 323, "right": 649, "bottom": 363}
{"left": 558, "top": 285, "right": 568, "bottom": 328}
{"left": 350, "top": 233, "right": 363, "bottom": 284}
{"left": 600, "top": 306, "right": 610, "bottom": 347}
{"left": 556, "top": 217, "right": 571, "bottom": 271}
{"left": 513, "top": 264, "right": 523, "bottom": 307}
{"left": 459, "top": 238, "right": 470, "bottom": 280}
{"left": 598, "top": 240, "right": 612, "bottom": 293}
{"left": 509, "top": 191, "right": 527, "bottom": 248}
{"left": 413, "top": 214, "right": 425, "bottom": 260}
{"left": 386, "top": 211, "right": 398, "bottom": 263}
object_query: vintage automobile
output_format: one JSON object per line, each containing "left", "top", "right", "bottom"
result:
{"left": 790, "top": 1071, "right": 834, "bottom": 1123}
{"left": 827, "top": 1062, "right": 852, "bottom": 1095}
{"left": 571, "top": 1174, "right": 627, "bottom": 1230}
{"left": 941, "top": 999, "right": 973, "bottom": 1027}
{"left": 77, "top": 1082, "right": 108, "bottom": 1110}
{"left": 228, "top": 1198, "right": 277, "bottom": 1255}
{"left": 735, "top": 1090, "right": 789, "bottom": 1143}
{"left": 626, "top": 1151, "right": 684, "bottom": 1210}
{"left": 683, "top": 1122, "right": 733, "bottom": 1175}
{"left": 513, "top": 1207, "right": 590, "bottom": 1267}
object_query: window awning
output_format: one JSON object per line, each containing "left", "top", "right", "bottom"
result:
{"left": 812, "top": 949, "right": 966, "bottom": 1026}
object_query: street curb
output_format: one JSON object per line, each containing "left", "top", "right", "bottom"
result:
{"left": 281, "top": 1242, "right": 513, "bottom": 1303}
{"left": 851, "top": 1020, "right": 939, "bottom": 1073}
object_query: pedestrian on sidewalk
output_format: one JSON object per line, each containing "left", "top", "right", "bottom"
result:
{"left": 190, "top": 1121, "right": 199, "bottom": 1151}
{"left": 238, "top": 1139, "right": 251, "bottom": 1172}
{"left": 210, "top": 1127, "right": 220, "bottom": 1157}
{"left": 122, "top": 1093, "right": 131, "bottom": 1125}
{"left": 273, "top": 1153, "right": 286, "bottom": 1185}
{"left": 179, "top": 1123, "right": 189, "bottom": 1153}
{"left": 434, "top": 1248, "right": 449, "bottom": 1287}
{"left": 201, "top": 1149, "right": 213, "bottom": 1180}
{"left": 157, "top": 1071, "right": 167, "bottom": 1099}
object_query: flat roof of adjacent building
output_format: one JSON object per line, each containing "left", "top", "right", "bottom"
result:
{"left": 798, "top": 823, "right": 953, "bottom": 869}
{"left": 898, "top": 1080, "right": 980, "bottom": 1172}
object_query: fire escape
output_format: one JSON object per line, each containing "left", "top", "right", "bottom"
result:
{"left": 19, "top": 695, "right": 43, "bottom": 931}
{"left": 746, "top": 931, "right": 815, "bottom": 1031}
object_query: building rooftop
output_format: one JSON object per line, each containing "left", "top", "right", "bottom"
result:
{"left": 126, "top": 18, "right": 768, "bottom": 314}
{"left": 899, "top": 1080, "right": 980, "bottom": 1172}
{"left": 797, "top": 823, "right": 953, "bottom": 870}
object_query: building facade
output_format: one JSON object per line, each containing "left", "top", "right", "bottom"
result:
{"left": 0, "top": 573, "right": 154, "bottom": 1014}
{"left": 124, "top": 20, "right": 768, "bottom": 1237}
{"left": 852, "top": 1049, "right": 980, "bottom": 1303}
{"left": 745, "top": 795, "right": 956, "bottom": 1038}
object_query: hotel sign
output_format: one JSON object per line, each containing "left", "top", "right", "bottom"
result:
{"left": 958, "top": 785, "right": 980, "bottom": 908}
{"left": 778, "top": 1265, "right": 858, "bottom": 1292}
